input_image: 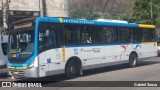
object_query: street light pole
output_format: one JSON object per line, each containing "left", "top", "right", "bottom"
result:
{"left": 2, "top": 0, "right": 10, "bottom": 33}
{"left": 2, "top": 0, "right": 8, "bottom": 29}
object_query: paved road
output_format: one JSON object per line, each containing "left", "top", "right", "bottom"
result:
{"left": 1, "top": 57, "right": 160, "bottom": 90}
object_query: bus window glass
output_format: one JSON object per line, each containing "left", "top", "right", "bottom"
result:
{"left": 9, "top": 29, "right": 35, "bottom": 59}
{"left": 133, "top": 28, "right": 143, "bottom": 42}
{"left": 118, "top": 27, "right": 130, "bottom": 42}
{"left": 65, "top": 25, "right": 81, "bottom": 44}
{"left": 85, "top": 25, "right": 103, "bottom": 44}
{"left": 143, "top": 29, "right": 156, "bottom": 42}
{"left": 38, "top": 23, "right": 58, "bottom": 51}
{"left": 101, "top": 27, "right": 114, "bottom": 43}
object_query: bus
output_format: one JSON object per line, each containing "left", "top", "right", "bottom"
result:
{"left": 0, "top": 35, "right": 8, "bottom": 76}
{"left": 7, "top": 17, "right": 157, "bottom": 79}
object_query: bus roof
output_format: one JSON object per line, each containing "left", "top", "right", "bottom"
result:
{"left": 37, "top": 17, "right": 139, "bottom": 27}
{"left": 11, "top": 17, "right": 156, "bottom": 28}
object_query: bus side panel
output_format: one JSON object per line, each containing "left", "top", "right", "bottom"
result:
{"left": 64, "top": 46, "right": 105, "bottom": 69}
{"left": 38, "top": 48, "right": 64, "bottom": 77}
{"left": 118, "top": 43, "right": 137, "bottom": 61}
{"left": 104, "top": 45, "right": 119, "bottom": 63}
{"left": 140, "top": 43, "right": 157, "bottom": 58}
{"left": 38, "top": 52, "right": 48, "bottom": 77}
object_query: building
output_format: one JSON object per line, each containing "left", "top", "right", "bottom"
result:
{"left": 0, "top": 0, "right": 68, "bottom": 33}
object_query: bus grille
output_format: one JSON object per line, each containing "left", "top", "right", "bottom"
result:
{"left": 9, "top": 69, "right": 25, "bottom": 78}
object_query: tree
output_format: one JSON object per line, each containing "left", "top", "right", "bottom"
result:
{"left": 131, "top": 0, "right": 158, "bottom": 24}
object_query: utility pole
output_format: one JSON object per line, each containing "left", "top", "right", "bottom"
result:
{"left": 2, "top": 0, "right": 9, "bottom": 29}
{"left": 150, "top": 0, "right": 153, "bottom": 24}
{"left": 39, "top": 0, "right": 46, "bottom": 17}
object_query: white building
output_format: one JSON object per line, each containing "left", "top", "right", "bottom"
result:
{"left": 0, "top": 0, "right": 69, "bottom": 28}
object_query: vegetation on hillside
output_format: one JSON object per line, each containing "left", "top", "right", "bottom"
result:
{"left": 68, "top": 0, "right": 160, "bottom": 27}
{"left": 68, "top": 0, "right": 134, "bottom": 20}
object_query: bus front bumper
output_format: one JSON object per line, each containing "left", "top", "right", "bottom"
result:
{"left": 9, "top": 67, "right": 38, "bottom": 78}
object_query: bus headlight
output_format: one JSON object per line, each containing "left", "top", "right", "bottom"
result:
{"left": 29, "top": 60, "right": 35, "bottom": 68}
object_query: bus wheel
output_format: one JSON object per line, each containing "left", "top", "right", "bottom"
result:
{"left": 129, "top": 53, "right": 138, "bottom": 67}
{"left": 66, "top": 60, "right": 79, "bottom": 79}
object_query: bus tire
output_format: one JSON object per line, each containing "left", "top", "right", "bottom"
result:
{"left": 65, "top": 60, "right": 80, "bottom": 79}
{"left": 129, "top": 53, "right": 138, "bottom": 67}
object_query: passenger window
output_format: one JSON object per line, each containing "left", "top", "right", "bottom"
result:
{"left": 143, "top": 29, "right": 156, "bottom": 42}
{"left": 118, "top": 27, "right": 130, "bottom": 42}
{"left": 38, "top": 22, "right": 58, "bottom": 52}
{"left": 101, "top": 27, "right": 114, "bottom": 43}
{"left": 64, "top": 25, "right": 81, "bottom": 44}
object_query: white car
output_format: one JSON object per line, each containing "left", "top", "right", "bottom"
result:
{"left": 0, "top": 35, "right": 8, "bottom": 76}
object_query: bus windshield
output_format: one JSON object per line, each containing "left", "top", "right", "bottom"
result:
{"left": 9, "top": 27, "right": 35, "bottom": 60}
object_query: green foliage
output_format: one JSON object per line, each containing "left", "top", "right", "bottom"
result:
{"left": 69, "top": 10, "right": 101, "bottom": 20}
{"left": 68, "top": 0, "right": 160, "bottom": 27}
{"left": 131, "top": 0, "right": 158, "bottom": 25}
{"left": 69, "top": 10, "right": 131, "bottom": 21}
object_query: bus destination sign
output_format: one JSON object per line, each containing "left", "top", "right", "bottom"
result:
{"left": 14, "top": 22, "right": 32, "bottom": 29}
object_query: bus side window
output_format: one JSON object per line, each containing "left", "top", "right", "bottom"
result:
{"left": 81, "top": 33, "right": 91, "bottom": 44}
{"left": 143, "top": 29, "right": 156, "bottom": 42}
{"left": 45, "top": 30, "right": 57, "bottom": 46}
{"left": 64, "top": 24, "right": 81, "bottom": 44}
{"left": 101, "top": 26, "right": 114, "bottom": 43}
{"left": 85, "top": 25, "right": 103, "bottom": 44}
{"left": 38, "top": 22, "right": 59, "bottom": 52}
{"left": 119, "top": 27, "right": 130, "bottom": 42}
{"left": 114, "top": 28, "right": 120, "bottom": 42}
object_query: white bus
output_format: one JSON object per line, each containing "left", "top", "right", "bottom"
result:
{"left": 0, "top": 35, "right": 8, "bottom": 76}
{"left": 7, "top": 17, "right": 157, "bottom": 79}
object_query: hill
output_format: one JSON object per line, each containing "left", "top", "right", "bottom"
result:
{"left": 68, "top": 0, "right": 135, "bottom": 19}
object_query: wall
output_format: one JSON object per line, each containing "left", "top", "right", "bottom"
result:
{"left": 0, "top": 0, "right": 68, "bottom": 17}
{"left": 46, "top": 0, "right": 68, "bottom": 17}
